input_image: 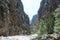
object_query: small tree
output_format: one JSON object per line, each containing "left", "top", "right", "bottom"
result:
{"left": 54, "top": 6, "right": 60, "bottom": 33}
{"left": 38, "top": 19, "right": 47, "bottom": 36}
{"left": 45, "top": 13, "right": 55, "bottom": 34}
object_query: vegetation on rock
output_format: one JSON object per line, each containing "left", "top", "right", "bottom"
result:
{"left": 0, "top": 0, "right": 31, "bottom": 36}
{"left": 54, "top": 6, "right": 60, "bottom": 33}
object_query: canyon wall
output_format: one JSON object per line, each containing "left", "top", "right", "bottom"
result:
{"left": 0, "top": 0, "right": 30, "bottom": 36}
{"left": 38, "top": 0, "right": 60, "bottom": 34}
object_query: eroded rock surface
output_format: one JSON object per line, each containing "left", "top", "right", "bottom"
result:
{"left": 0, "top": 0, "right": 30, "bottom": 36}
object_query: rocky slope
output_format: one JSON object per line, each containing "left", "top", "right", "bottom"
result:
{"left": 0, "top": 0, "right": 30, "bottom": 36}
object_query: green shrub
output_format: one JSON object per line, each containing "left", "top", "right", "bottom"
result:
{"left": 37, "top": 19, "right": 47, "bottom": 36}
{"left": 54, "top": 6, "right": 60, "bottom": 33}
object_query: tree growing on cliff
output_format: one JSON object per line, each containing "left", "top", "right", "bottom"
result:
{"left": 38, "top": 19, "right": 47, "bottom": 36}
{"left": 45, "top": 13, "right": 55, "bottom": 34}
{"left": 54, "top": 6, "right": 60, "bottom": 33}
{"left": 38, "top": 13, "right": 55, "bottom": 35}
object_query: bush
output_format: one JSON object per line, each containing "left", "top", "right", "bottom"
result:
{"left": 54, "top": 6, "right": 60, "bottom": 33}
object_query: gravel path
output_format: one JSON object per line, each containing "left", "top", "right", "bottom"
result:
{"left": 0, "top": 34, "right": 38, "bottom": 40}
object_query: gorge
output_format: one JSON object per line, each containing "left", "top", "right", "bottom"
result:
{"left": 0, "top": 0, "right": 60, "bottom": 40}
{"left": 0, "top": 0, "right": 31, "bottom": 36}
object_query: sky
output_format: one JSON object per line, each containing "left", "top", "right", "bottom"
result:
{"left": 22, "top": 0, "right": 42, "bottom": 20}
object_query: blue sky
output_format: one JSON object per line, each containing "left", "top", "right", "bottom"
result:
{"left": 22, "top": 0, "right": 41, "bottom": 20}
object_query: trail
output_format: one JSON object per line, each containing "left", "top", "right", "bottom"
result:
{"left": 0, "top": 34, "right": 38, "bottom": 40}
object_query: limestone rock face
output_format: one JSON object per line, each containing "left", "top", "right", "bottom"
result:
{"left": 38, "top": 0, "right": 58, "bottom": 18}
{"left": 38, "top": 0, "right": 60, "bottom": 19}
{"left": 30, "top": 14, "right": 38, "bottom": 25}
{"left": 30, "top": 14, "right": 38, "bottom": 34}
{"left": 38, "top": 0, "right": 60, "bottom": 34}
{"left": 0, "top": 0, "right": 30, "bottom": 36}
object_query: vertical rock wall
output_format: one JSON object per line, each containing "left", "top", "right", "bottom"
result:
{"left": 0, "top": 0, "right": 30, "bottom": 36}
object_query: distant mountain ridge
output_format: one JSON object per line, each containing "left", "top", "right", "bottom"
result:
{"left": 30, "top": 14, "right": 38, "bottom": 25}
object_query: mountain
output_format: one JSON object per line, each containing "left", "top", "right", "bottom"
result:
{"left": 30, "top": 14, "right": 38, "bottom": 25}
{"left": 30, "top": 14, "right": 39, "bottom": 34}
{"left": 37, "top": 0, "right": 60, "bottom": 40}
{"left": 38, "top": 0, "right": 60, "bottom": 34}
{"left": 38, "top": 0, "right": 60, "bottom": 19}
{"left": 0, "top": 0, "right": 30, "bottom": 36}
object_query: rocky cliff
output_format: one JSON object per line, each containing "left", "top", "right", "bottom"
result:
{"left": 37, "top": 0, "right": 60, "bottom": 40}
{"left": 0, "top": 0, "right": 30, "bottom": 36}
{"left": 38, "top": 0, "right": 60, "bottom": 19}
{"left": 30, "top": 14, "right": 38, "bottom": 25}
{"left": 38, "top": 0, "right": 60, "bottom": 35}
{"left": 38, "top": 0, "right": 60, "bottom": 34}
{"left": 31, "top": 14, "right": 38, "bottom": 34}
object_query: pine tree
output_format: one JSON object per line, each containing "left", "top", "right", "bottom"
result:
{"left": 38, "top": 19, "right": 47, "bottom": 36}
{"left": 38, "top": 13, "right": 55, "bottom": 35}
{"left": 54, "top": 6, "right": 60, "bottom": 33}
{"left": 45, "top": 13, "right": 55, "bottom": 34}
